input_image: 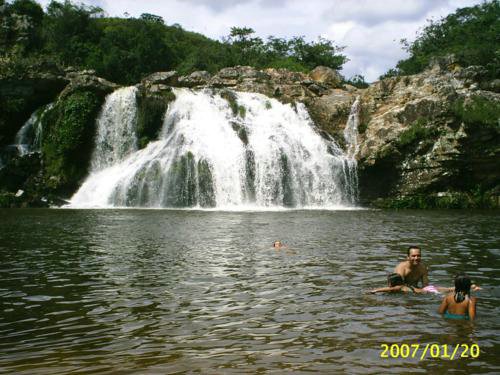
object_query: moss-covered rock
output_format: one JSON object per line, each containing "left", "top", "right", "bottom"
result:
{"left": 0, "top": 57, "right": 68, "bottom": 146}
{"left": 41, "top": 90, "right": 104, "bottom": 195}
{"left": 197, "top": 159, "right": 216, "bottom": 207}
{"left": 163, "top": 152, "right": 216, "bottom": 207}
{"left": 451, "top": 95, "right": 500, "bottom": 128}
{"left": 280, "top": 152, "right": 295, "bottom": 207}
{"left": 395, "top": 118, "right": 441, "bottom": 149}
{"left": 244, "top": 150, "right": 256, "bottom": 202}
{"left": 136, "top": 87, "right": 176, "bottom": 149}
{"left": 220, "top": 89, "right": 247, "bottom": 118}
{"left": 230, "top": 121, "right": 249, "bottom": 145}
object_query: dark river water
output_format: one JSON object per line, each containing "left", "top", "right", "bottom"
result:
{"left": 0, "top": 209, "right": 499, "bottom": 374}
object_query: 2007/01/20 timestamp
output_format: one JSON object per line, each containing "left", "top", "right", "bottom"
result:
{"left": 380, "top": 343, "right": 480, "bottom": 360}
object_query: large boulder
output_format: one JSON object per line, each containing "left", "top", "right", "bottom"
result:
{"left": 309, "top": 66, "right": 344, "bottom": 88}
{"left": 210, "top": 66, "right": 271, "bottom": 88}
{"left": 178, "top": 71, "right": 212, "bottom": 88}
{"left": 141, "top": 71, "right": 178, "bottom": 87}
{"left": 61, "top": 69, "right": 119, "bottom": 98}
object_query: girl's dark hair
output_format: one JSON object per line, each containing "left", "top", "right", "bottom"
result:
{"left": 388, "top": 273, "right": 404, "bottom": 287}
{"left": 454, "top": 274, "right": 472, "bottom": 303}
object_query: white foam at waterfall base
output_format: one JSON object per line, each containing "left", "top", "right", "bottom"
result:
{"left": 68, "top": 88, "right": 359, "bottom": 209}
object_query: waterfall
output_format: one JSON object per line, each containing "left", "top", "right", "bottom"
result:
{"left": 344, "top": 97, "right": 360, "bottom": 159}
{"left": 341, "top": 96, "right": 361, "bottom": 203}
{"left": 13, "top": 103, "right": 53, "bottom": 156}
{"left": 90, "top": 86, "right": 139, "bottom": 171}
{"left": 69, "top": 88, "right": 359, "bottom": 209}
{"left": 0, "top": 103, "right": 52, "bottom": 171}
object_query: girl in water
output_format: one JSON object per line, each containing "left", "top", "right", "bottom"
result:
{"left": 438, "top": 274, "right": 477, "bottom": 320}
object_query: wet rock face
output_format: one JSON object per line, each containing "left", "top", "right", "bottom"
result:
{"left": 304, "top": 89, "right": 355, "bottom": 148}
{"left": 135, "top": 85, "right": 176, "bottom": 149}
{"left": 356, "top": 64, "right": 500, "bottom": 204}
{"left": 0, "top": 61, "right": 69, "bottom": 147}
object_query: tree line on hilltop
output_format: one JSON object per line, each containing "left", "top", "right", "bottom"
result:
{"left": 0, "top": 0, "right": 498, "bottom": 85}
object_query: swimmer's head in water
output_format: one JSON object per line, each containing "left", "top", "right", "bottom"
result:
{"left": 454, "top": 274, "right": 471, "bottom": 302}
{"left": 407, "top": 246, "right": 421, "bottom": 266}
{"left": 387, "top": 273, "right": 404, "bottom": 287}
{"left": 273, "top": 241, "right": 282, "bottom": 248}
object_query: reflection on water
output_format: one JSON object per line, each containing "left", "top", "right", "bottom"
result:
{"left": 0, "top": 209, "right": 499, "bottom": 373}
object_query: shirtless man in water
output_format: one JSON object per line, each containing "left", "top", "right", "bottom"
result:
{"left": 394, "top": 246, "right": 429, "bottom": 288}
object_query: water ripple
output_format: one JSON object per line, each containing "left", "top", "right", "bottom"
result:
{"left": 0, "top": 209, "right": 498, "bottom": 373}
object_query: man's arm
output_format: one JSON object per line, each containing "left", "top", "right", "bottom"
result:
{"left": 368, "top": 286, "right": 403, "bottom": 294}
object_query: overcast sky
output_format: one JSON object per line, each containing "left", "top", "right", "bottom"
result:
{"left": 37, "top": 0, "right": 484, "bottom": 81}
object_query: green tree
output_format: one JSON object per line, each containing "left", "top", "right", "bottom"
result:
{"left": 345, "top": 74, "right": 369, "bottom": 88}
{"left": 140, "top": 13, "right": 164, "bottom": 24}
{"left": 289, "top": 36, "right": 347, "bottom": 70}
{"left": 221, "top": 27, "right": 347, "bottom": 72}
{"left": 386, "top": 0, "right": 499, "bottom": 78}
{"left": 42, "top": 0, "right": 103, "bottom": 65}
{"left": 225, "top": 27, "right": 265, "bottom": 66}
{"left": 0, "top": 0, "right": 44, "bottom": 54}
{"left": 89, "top": 18, "right": 174, "bottom": 84}
{"left": 0, "top": 1, "right": 348, "bottom": 83}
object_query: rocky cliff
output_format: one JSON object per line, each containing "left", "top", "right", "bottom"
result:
{"left": 0, "top": 59, "right": 498, "bottom": 208}
{"left": 357, "top": 59, "right": 499, "bottom": 208}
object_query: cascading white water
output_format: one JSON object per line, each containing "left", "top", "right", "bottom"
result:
{"left": 90, "top": 86, "right": 139, "bottom": 171}
{"left": 69, "top": 87, "right": 359, "bottom": 209}
{"left": 342, "top": 97, "right": 361, "bottom": 203}
{"left": 13, "top": 103, "right": 53, "bottom": 156}
{"left": 344, "top": 96, "right": 360, "bottom": 159}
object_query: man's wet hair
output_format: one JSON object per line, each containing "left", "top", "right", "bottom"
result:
{"left": 407, "top": 246, "right": 421, "bottom": 256}
{"left": 387, "top": 273, "right": 404, "bottom": 287}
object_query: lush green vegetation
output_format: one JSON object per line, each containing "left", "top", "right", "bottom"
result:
{"left": 344, "top": 74, "right": 369, "bottom": 88}
{"left": 41, "top": 89, "right": 102, "bottom": 192}
{"left": 382, "top": 0, "right": 499, "bottom": 78}
{"left": 451, "top": 95, "right": 500, "bottom": 128}
{"left": 396, "top": 118, "right": 440, "bottom": 148}
{"left": 1, "top": 0, "right": 347, "bottom": 84}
